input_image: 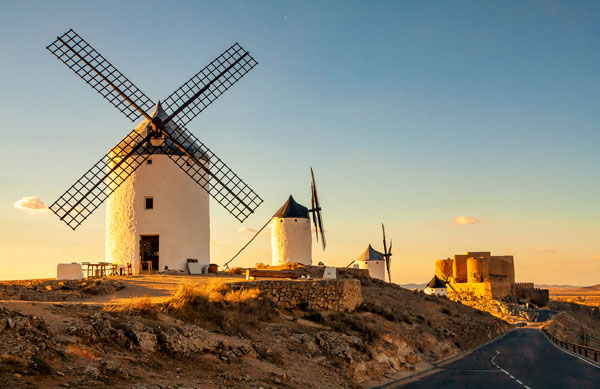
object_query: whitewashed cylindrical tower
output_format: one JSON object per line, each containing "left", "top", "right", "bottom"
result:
{"left": 271, "top": 195, "right": 312, "bottom": 266}
{"left": 105, "top": 103, "right": 210, "bottom": 274}
{"left": 355, "top": 245, "right": 386, "bottom": 281}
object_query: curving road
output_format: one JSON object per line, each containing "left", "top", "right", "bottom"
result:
{"left": 394, "top": 328, "right": 600, "bottom": 388}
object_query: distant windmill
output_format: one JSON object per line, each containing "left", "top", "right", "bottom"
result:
{"left": 381, "top": 223, "right": 393, "bottom": 283}
{"left": 46, "top": 29, "right": 262, "bottom": 273}
{"left": 347, "top": 224, "right": 392, "bottom": 282}
{"left": 224, "top": 167, "right": 325, "bottom": 269}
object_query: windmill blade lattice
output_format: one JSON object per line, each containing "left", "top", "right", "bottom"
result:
{"left": 49, "top": 129, "right": 155, "bottom": 230}
{"left": 162, "top": 43, "right": 258, "bottom": 127}
{"left": 47, "top": 29, "right": 155, "bottom": 122}
{"left": 163, "top": 123, "right": 263, "bottom": 222}
{"left": 47, "top": 29, "right": 262, "bottom": 229}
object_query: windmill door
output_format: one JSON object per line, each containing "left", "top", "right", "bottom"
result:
{"left": 140, "top": 235, "right": 159, "bottom": 271}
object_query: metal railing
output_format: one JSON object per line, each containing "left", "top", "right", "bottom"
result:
{"left": 542, "top": 328, "right": 600, "bottom": 364}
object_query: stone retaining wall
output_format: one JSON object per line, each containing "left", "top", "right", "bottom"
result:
{"left": 229, "top": 278, "right": 362, "bottom": 312}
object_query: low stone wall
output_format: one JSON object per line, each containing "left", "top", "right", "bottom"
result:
{"left": 229, "top": 278, "right": 362, "bottom": 312}
{"left": 450, "top": 280, "right": 512, "bottom": 299}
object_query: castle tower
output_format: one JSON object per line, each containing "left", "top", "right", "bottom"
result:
{"left": 271, "top": 195, "right": 312, "bottom": 266}
{"left": 105, "top": 103, "right": 210, "bottom": 274}
{"left": 435, "top": 258, "right": 453, "bottom": 280}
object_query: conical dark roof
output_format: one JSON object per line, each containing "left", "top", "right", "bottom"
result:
{"left": 273, "top": 195, "right": 308, "bottom": 218}
{"left": 426, "top": 275, "right": 446, "bottom": 288}
{"left": 356, "top": 244, "right": 385, "bottom": 261}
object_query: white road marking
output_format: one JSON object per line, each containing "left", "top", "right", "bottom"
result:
{"left": 490, "top": 352, "right": 531, "bottom": 389}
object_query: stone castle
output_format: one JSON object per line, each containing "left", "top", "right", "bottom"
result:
{"left": 435, "top": 251, "right": 548, "bottom": 304}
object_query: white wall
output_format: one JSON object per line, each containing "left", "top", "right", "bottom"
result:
{"left": 356, "top": 259, "right": 386, "bottom": 281}
{"left": 105, "top": 154, "right": 210, "bottom": 273}
{"left": 271, "top": 217, "right": 312, "bottom": 266}
{"left": 424, "top": 287, "right": 447, "bottom": 296}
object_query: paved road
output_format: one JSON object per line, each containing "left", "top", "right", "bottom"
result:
{"left": 534, "top": 309, "right": 553, "bottom": 323}
{"left": 397, "top": 328, "right": 600, "bottom": 388}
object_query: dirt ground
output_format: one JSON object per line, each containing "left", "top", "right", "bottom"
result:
{"left": 0, "top": 270, "right": 510, "bottom": 388}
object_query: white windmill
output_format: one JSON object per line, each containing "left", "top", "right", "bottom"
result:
{"left": 271, "top": 168, "right": 325, "bottom": 266}
{"left": 347, "top": 224, "right": 393, "bottom": 282}
{"left": 224, "top": 168, "right": 326, "bottom": 269}
{"left": 46, "top": 29, "right": 262, "bottom": 274}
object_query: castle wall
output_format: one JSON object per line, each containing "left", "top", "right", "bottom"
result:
{"left": 467, "top": 257, "right": 489, "bottom": 283}
{"left": 489, "top": 281, "right": 512, "bottom": 299}
{"left": 512, "top": 282, "right": 534, "bottom": 295}
{"left": 467, "top": 252, "right": 491, "bottom": 258}
{"left": 453, "top": 255, "right": 469, "bottom": 283}
{"left": 450, "top": 280, "right": 512, "bottom": 299}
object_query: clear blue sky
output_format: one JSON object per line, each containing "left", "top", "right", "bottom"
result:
{"left": 1, "top": 1, "right": 599, "bottom": 284}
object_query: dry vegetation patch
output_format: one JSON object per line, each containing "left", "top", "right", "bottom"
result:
{"left": 107, "top": 281, "right": 277, "bottom": 336}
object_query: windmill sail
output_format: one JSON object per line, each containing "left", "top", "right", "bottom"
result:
{"left": 162, "top": 43, "right": 258, "bottom": 127}
{"left": 382, "top": 223, "right": 393, "bottom": 283}
{"left": 310, "top": 167, "right": 326, "bottom": 250}
{"left": 47, "top": 29, "right": 155, "bottom": 122}
{"left": 47, "top": 29, "right": 262, "bottom": 229}
{"left": 49, "top": 129, "right": 155, "bottom": 230}
{"left": 162, "top": 122, "right": 263, "bottom": 222}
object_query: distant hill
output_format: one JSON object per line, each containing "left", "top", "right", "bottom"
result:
{"left": 400, "top": 283, "right": 426, "bottom": 290}
{"left": 536, "top": 284, "right": 580, "bottom": 289}
{"left": 583, "top": 284, "right": 600, "bottom": 291}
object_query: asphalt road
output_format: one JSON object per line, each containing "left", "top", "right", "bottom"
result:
{"left": 396, "top": 328, "right": 600, "bottom": 388}
{"left": 534, "top": 309, "right": 553, "bottom": 323}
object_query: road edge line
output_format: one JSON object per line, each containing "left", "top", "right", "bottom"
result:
{"left": 370, "top": 328, "right": 516, "bottom": 388}
{"left": 540, "top": 330, "right": 600, "bottom": 369}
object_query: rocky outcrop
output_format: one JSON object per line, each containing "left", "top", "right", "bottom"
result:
{"left": 0, "top": 279, "right": 124, "bottom": 301}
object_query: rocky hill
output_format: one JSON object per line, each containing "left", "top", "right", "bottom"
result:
{"left": 0, "top": 269, "right": 509, "bottom": 388}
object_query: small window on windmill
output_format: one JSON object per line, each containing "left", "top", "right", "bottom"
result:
{"left": 145, "top": 197, "right": 154, "bottom": 210}
{"left": 147, "top": 159, "right": 153, "bottom": 165}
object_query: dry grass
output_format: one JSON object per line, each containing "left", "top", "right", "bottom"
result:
{"left": 105, "top": 281, "right": 276, "bottom": 336}
{"left": 105, "top": 296, "right": 158, "bottom": 318}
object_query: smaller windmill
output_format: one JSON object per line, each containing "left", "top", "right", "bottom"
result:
{"left": 350, "top": 224, "right": 392, "bottom": 282}
{"left": 381, "top": 223, "right": 392, "bottom": 283}
{"left": 223, "top": 167, "right": 325, "bottom": 269}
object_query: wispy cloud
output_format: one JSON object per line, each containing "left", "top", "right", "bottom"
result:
{"left": 13, "top": 196, "right": 49, "bottom": 213}
{"left": 453, "top": 216, "right": 485, "bottom": 225}
{"left": 532, "top": 249, "right": 557, "bottom": 254}
{"left": 237, "top": 226, "right": 256, "bottom": 234}
{"left": 237, "top": 225, "right": 270, "bottom": 238}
